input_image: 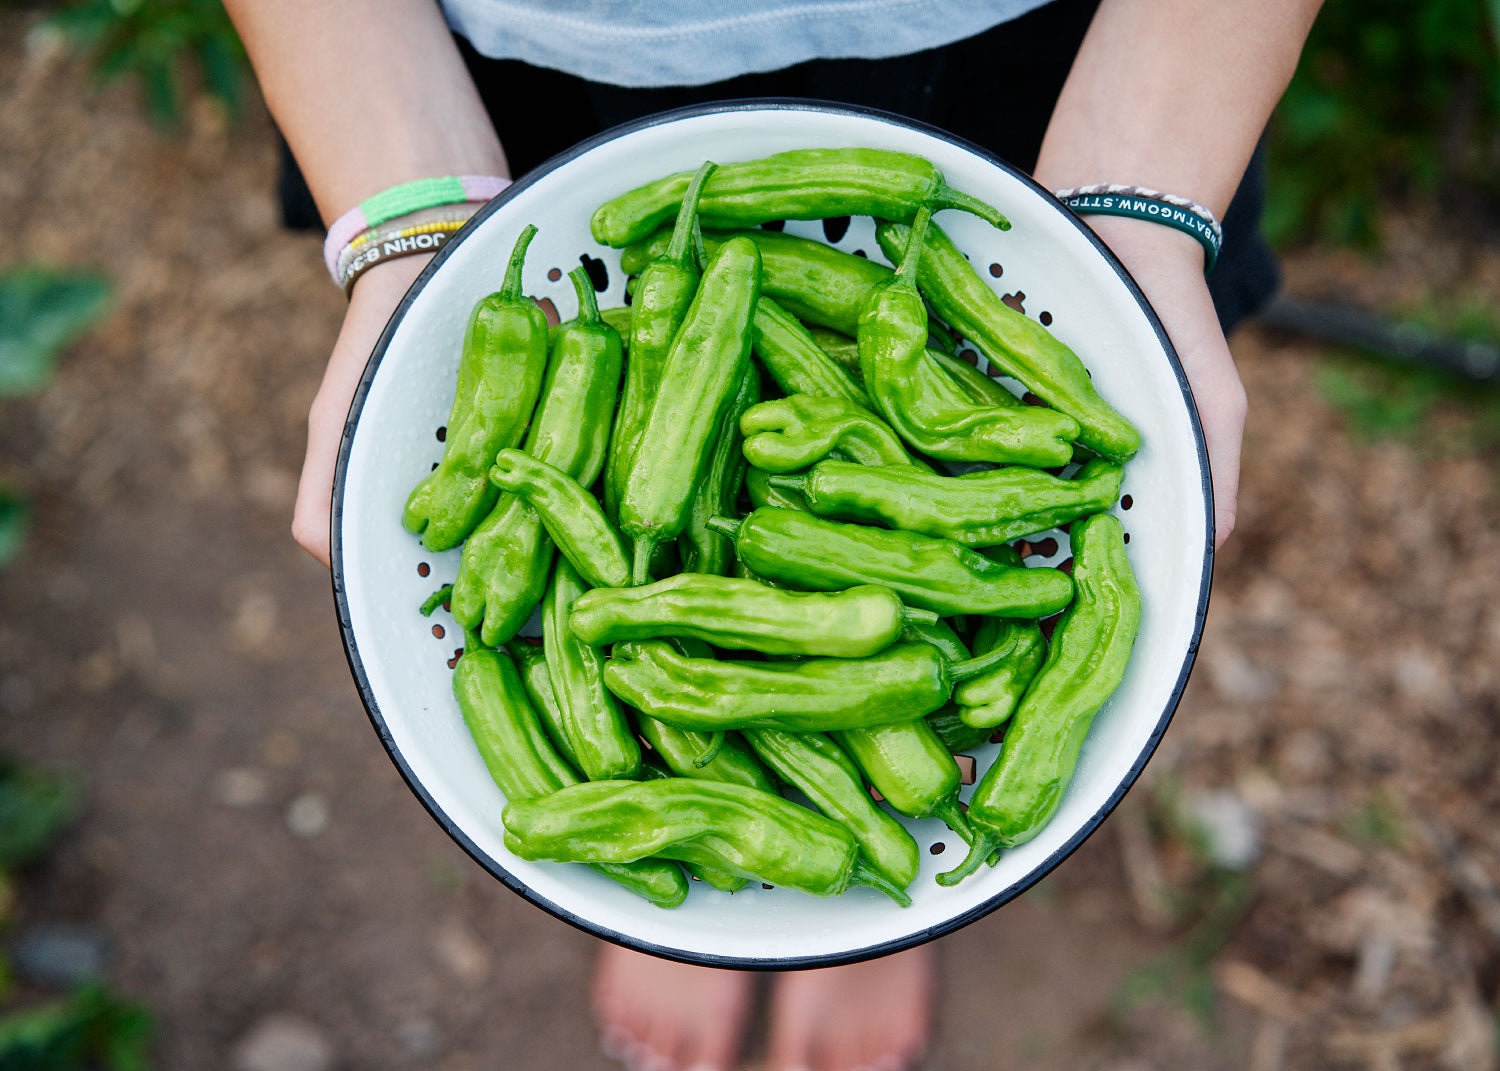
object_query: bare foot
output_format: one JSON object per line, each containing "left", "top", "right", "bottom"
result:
{"left": 765, "top": 946, "right": 935, "bottom": 1071}
{"left": 592, "top": 944, "right": 756, "bottom": 1071}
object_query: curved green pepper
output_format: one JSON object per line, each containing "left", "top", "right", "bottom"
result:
{"left": 503, "top": 778, "right": 910, "bottom": 905}
{"left": 769, "top": 457, "right": 1124, "bottom": 546}
{"left": 452, "top": 644, "right": 685, "bottom": 907}
{"left": 679, "top": 366, "right": 759, "bottom": 576}
{"left": 742, "top": 729, "right": 919, "bottom": 889}
{"left": 543, "top": 559, "right": 641, "bottom": 781}
{"left": 876, "top": 219, "right": 1141, "bottom": 461}
{"left": 592, "top": 148, "right": 1007, "bottom": 247}
{"left": 633, "top": 716, "right": 776, "bottom": 796}
{"left": 954, "top": 614, "right": 1047, "bottom": 729}
{"left": 504, "top": 639, "right": 581, "bottom": 773}
{"left": 751, "top": 296, "right": 871, "bottom": 409}
{"left": 602, "top": 640, "right": 1015, "bottom": 733}
{"left": 939, "top": 513, "right": 1141, "bottom": 885}
{"left": 451, "top": 267, "right": 624, "bottom": 645}
{"left": 490, "top": 449, "right": 629, "bottom": 590}
{"left": 403, "top": 225, "right": 549, "bottom": 550}
{"left": 860, "top": 209, "right": 1079, "bottom": 467}
{"left": 621, "top": 228, "right": 889, "bottom": 336}
{"left": 619, "top": 237, "right": 760, "bottom": 583}
{"left": 926, "top": 705, "right": 994, "bottom": 754}
{"left": 604, "top": 161, "right": 716, "bottom": 519}
{"left": 705, "top": 508, "right": 1074, "bottom": 617}
{"left": 810, "top": 326, "right": 1018, "bottom": 411}
{"left": 834, "top": 721, "right": 972, "bottom": 841}
{"left": 570, "top": 572, "right": 935, "bottom": 658}
{"left": 740, "top": 395, "right": 927, "bottom": 472}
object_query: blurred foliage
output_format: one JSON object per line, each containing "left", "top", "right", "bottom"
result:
{"left": 0, "top": 758, "right": 82, "bottom": 871}
{"left": 0, "top": 265, "right": 111, "bottom": 567}
{"left": 0, "top": 267, "right": 111, "bottom": 398}
{"left": 46, "top": 0, "right": 245, "bottom": 127}
{"left": 0, "top": 985, "right": 152, "bottom": 1071}
{"left": 1317, "top": 353, "right": 1500, "bottom": 454}
{"left": 1266, "top": 0, "right": 1500, "bottom": 247}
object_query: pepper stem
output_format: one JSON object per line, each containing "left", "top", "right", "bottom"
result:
{"left": 895, "top": 207, "right": 932, "bottom": 281}
{"left": 500, "top": 224, "right": 538, "bottom": 299}
{"left": 928, "top": 797, "right": 974, "bottom": 845}
{"left": 765, "top": 474, "right": 808, "bottom": 495}
{"left": 460, "top": 626, "right": 485, "bottom": 657}
{"left": 935, "top": 830, "right": 1000, "bottom": 887}
{"left": 928, "top": 183, "right": 1011, "bottom": 231}
{"left": 901, "top": 606, "right": 940, "bottom": 626}
{"left": 692, "top": 730, "right": 725, "bottom": 768}
{"left": 419, "top": 584, "right": 453, "bottom": 617}
{"left": 850, "top": 857, "right": 913, "bottom": 907}
{"left": 568, "top": 265, "right": 600, "bottom": 324}
{"left": 946, "top": 642, "right": 1020, "bottom": 684}
{"left": 665, "top": 161, "right": 718, "bottom": 267}
{"left": 703, "top": 516, "right": 742, "bottom": 540}
{"left": 631, "top": 538, "right": 657, "bottom": 587}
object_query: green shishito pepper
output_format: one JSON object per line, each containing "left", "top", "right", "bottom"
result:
{"left": 811, "top": 327, "right": 1019, "bottom": 412}
{"left": 592, "top": 148, "right": 1008, "bottom": 247}
{"left": 450, "top": 267, "right": 624, "bottom": 645}
{"left": 834, "top": 721, "right": 972, "bottom": 841}
{"left": 876, "top": 219, "right": 1141, "bottom": 462}
{"left": 633, "top": 757, "right": 746, "bottom": 892}
{"left": 740, "top": 395, "right": 927, "bottom": 473}
{"left": 742, "top": 729, "right": 919, "bottom": 889}
{"left": 769, "top": 457, "right": 1124, "bottom": 546}
{"left": 505, "top": 639, "right": 581, "bottom": 774}
{"left": 954, "top": 614, "right": 1047, "bottom": 730}
{"left": 544, "top": 559, "right": 641, "bottom": 781}
{"left": 751, "top": 296, "right": 871, "bottom": 409}
{"left": 490, "top": 449, "right": 630, "bottom": 590}
{"left": 452, "top": 644, "right": 685, "bottom": 907}
{"left": 502, "top": 778, "right": 911, "bottom": 905}
{"left": 403, "top": 225, "right": 549, "bottom": 550}
{"left": 939, "top": 513, "right": 1141, "bottom": 886}
{"left": 680, "top": 366, "right": 759, "bottom": 576}
{"left": 570, "top": 573, "right": 937, "bottom": 658}
{"left": 604, "top": 161, "right": 716, "bottom": 520}
{"left": 602, "top": 640, "right": 1015, "bottom": 733}
{"left": 705, "top": 508, "right": 1074, "bottom": 617}
{"left": 621, "top": 227, "right": 890, "bottom": 336}
{"left": 860, "top": 208, "right": 1079, "bottom": 468}
{"left": 619, "top": 237, "right": 760, "bottom": 583}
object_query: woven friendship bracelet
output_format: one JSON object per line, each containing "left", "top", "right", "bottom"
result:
{"left": 323, "top": 174, "right": 510, "bottom": 283}
{"left": 339, "top": 221, "right": 468, "bottom": 294}
{"left": 335, "top": 206, "right": 478, "bottom": 288}
{"left": 1053, "top": 184, "right": 1222, "bottom": 273}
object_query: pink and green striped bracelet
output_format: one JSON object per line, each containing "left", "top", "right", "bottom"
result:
{"left": 323, "top": 175, "right": 510, "bottom": 283}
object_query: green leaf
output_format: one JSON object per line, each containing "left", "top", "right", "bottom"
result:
{"left": 0, "top": 488, "right": 27, "bottom": 567}
{"left": 0, "top": 758, "right": 82, "bottom": 869}
{"left": 0, "top": 266, "right": 111, "bottom": 397}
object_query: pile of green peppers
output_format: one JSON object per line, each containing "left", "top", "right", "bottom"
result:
{"left": 404, "top": 146, "right": 1143, "bottom": 908}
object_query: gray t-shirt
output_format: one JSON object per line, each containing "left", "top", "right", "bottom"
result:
{"left": 441, "top": 0, "right": 1052, "bottom": 87}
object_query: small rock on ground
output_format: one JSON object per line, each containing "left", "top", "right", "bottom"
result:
{"left": 233, "top": 1013, "right": 334, "bottom": 1071}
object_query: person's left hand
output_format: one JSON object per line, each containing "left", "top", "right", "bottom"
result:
{"left": 1081, "top": 216, "right": 1246, "bottom": 549}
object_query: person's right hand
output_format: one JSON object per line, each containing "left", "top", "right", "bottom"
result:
{"left": 293, "top": 255, "right": 433, "bottom": 567}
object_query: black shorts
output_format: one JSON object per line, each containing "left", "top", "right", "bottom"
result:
{"left": 281, "top": 0, "right": 1277, "bottom": 332}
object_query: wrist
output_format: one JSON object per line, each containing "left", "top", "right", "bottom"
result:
{"left": 347, "top": 253, "right": 433, "bottom": 307}
{"left": 1082, "top": 214, "right": 1206, "bottom": 278}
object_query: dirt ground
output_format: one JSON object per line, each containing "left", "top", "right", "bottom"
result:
{"left": 4, "top": 15, "right": 1500, "bottom": 1071}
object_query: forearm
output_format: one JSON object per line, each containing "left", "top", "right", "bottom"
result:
{"left": 1034, "top": 0, "right": 1322, "bottom": 215}
{"left": 224, "top": 0, "right": 507, "bottom": 224}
